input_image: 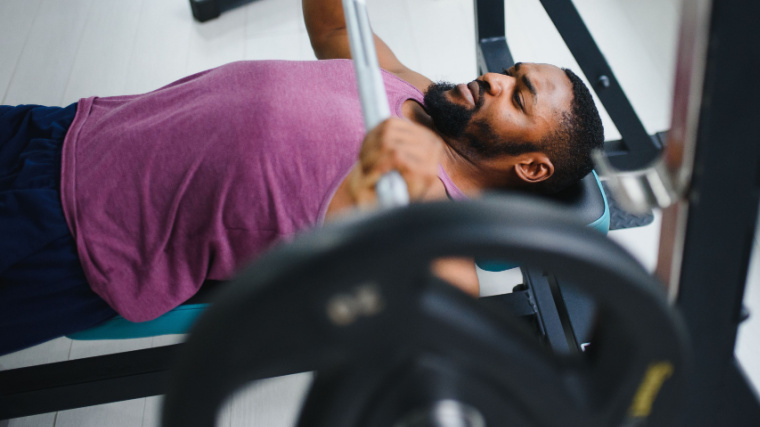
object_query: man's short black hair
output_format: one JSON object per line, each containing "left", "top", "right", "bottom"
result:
{"left": 534, "top": 68, "right": 604, "bottom": 194}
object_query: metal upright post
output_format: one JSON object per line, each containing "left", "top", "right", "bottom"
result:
{"left": 669, "top": 0, "right": 760, "bottom": 424}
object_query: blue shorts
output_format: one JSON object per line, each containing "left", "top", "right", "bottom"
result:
{"left": 0, "top": 104, "right": 117, "bottom": 356}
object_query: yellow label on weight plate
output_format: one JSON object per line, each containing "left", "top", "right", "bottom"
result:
{"left": 628, "top": 361, "right": 674, "bottom": 417}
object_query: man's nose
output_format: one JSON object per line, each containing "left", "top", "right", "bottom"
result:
{"left": 480, "top": 72, "right": 515, "bottom": 97}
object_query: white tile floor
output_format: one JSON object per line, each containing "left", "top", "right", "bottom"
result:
{"left": 1, "top": 0, "right": 758, "bottom": 426}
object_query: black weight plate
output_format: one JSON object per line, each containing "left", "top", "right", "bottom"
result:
{"left": 163, "top": 194, "right": 690, "bottom": 427}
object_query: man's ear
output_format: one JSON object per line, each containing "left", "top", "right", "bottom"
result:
{"left": 514, "top": 153, "right": 554, "bottom": 183}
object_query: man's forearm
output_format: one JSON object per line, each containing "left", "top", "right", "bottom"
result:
{"left": 302, "top": 0, "right": 419, "bottom": 81}
{"left": 303, "top": 0, "right": 354, "bottom": 60}
{"left": 302, "top": 0, "right": 347, "bottom": 38}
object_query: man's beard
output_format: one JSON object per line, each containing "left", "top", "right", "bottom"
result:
{"left": 423, "top": 81, "right": 538, "bottom": 160}
{"left": 423, "top": 81, "right": 481, "bottom": 139}
{"left": 423, "top": 81, "right": 503, "bottom": 160}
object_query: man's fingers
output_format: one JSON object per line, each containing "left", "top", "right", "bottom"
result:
{"left": 357, "top": 117, "right": 445, "bottom": 203}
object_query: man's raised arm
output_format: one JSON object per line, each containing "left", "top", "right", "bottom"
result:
{"left": 302, "top": 0, "right": 431, "bottom": 91}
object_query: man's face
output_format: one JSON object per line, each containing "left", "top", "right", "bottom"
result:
{"left": 424, "top": 63, "right": 573, "bottom": 160}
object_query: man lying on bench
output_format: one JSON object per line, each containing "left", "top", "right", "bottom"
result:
{"left": 0, "top": 0, "right": 603, "bottom": 356}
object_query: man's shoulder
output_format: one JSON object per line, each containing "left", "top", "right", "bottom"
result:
{"left": 385, "top": 67, "right": 432, "bottom": 94}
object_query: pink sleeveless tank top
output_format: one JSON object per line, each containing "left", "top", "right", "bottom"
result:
{"left": 60, "top": 60, "right": 464, "bottom": 321}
